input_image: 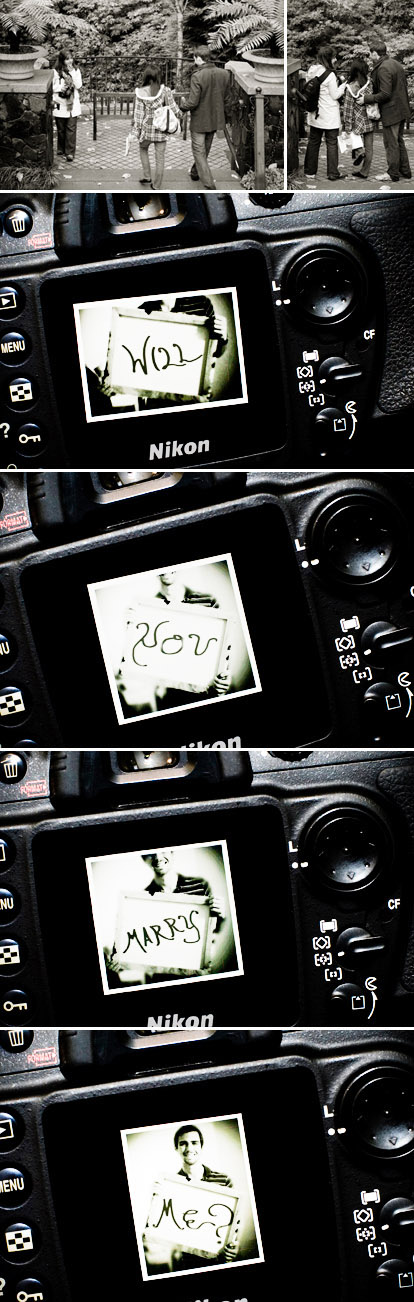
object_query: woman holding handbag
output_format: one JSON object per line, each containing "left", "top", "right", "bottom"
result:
{"left": 342, "top": 58, "right": 376, "bottom": 181}
{"left": 133, "top": 66, "right": 181, "bottom": 189}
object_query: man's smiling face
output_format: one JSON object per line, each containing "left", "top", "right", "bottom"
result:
{"left": 177, "top": 1131, "right": 203, "bottom": 1166}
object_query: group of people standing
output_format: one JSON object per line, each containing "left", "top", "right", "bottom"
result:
{"left": 302, "top": 38, "right": 412, "bottom": 184}
{"left": 51, "top": 45, "right": 233, "bottom": 189}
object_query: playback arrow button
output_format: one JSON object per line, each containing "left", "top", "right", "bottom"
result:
{"left": 0, "top": 1112, "right": 24, "bottom": 1149}
{"left": 0, "top": 287, "right": 24, "bottom": 321}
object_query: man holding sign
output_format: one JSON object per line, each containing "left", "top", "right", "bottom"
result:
{"left": 143, "top": 1123, "right": 240, "bottom": 1275}
{"left": 116, "top": 567, "right": 232, "bottom": 718}
{"left": 88, "top": 552, "right": 260, "bottom": 727}
{"left": 104, "top": 847, "right": 225, "bottom": 987}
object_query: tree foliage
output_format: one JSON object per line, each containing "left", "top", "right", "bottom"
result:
{"left": 206, "top": 0, "right": 284, "bottom": 56}
{"left": 0, "top": 0, "right": 92, "bottom": 48}
{"left": 288, "top": 0, "right": 414, "bottom": 77}
{"left": 1, "top": 0, "right": 211, "bottom": 84}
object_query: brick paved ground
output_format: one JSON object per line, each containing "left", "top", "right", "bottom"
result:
{"left": 289, "top": 129, "right": 414, "bottom": 191}
{"left": 53, "top": 108, "right": 243, "bottom": 190}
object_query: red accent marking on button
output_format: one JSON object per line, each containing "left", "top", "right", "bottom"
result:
{"left": 0, "top": 512, "right": 30, "bottom": 533}
{"left": 19, "top": 780, "right": 48, "bottom": 798}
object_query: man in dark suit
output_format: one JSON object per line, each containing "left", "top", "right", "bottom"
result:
{"left": 364, "top": 40, "right": 412, "bottom": 182}
{"left": 180, "top": 46, "right": 233, "bottom": 190}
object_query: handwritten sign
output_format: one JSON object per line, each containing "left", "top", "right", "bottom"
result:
{"left": 146, "top": 1174, "right": 239, "bottom": 1257}
{"left": 120, "top": 600, "right": 229, "bottom": 693}
{"left": 107, "top": 308, "right": 212, "bottom": 397}
{"left": 115, "top": 891, "right": 211, "bottom": 971}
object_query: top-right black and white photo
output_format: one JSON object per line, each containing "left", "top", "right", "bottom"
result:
{"left": 287, "top": 1, "right": 414, "bottom": 190}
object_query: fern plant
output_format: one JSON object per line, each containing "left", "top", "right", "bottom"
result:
{"left": 207, "top": 0, "right": 284, "bottom": 56}
{"left": 0, "top": 0, "right": 92, "bottom": 52}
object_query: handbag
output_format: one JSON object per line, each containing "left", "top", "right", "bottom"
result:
{"left": 152, "top": 101, "right": 180, "bottom": 134}
{"left": 366, "top": 102, "right": 381, "bottom": 120}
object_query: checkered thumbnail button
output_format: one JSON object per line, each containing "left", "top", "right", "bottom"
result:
{"left": 0, "top": 689, "right": 24, "bottom": 718}
{"left": 0, "top": 941, "right": 20, "bottom": 967}
{"left": 0, "top": 938, "right": 26, "bottom": 974}
{"left": 0, "top": 687, "right": 31, "bottom": 727}
{"left": 2, "top": 376, "right": 38, "bottom": 412}
{"left": 2, "top": 1221, "right": 40, "bottom": 1258}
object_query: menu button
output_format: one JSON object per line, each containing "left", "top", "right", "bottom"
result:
{"left": 0, "top": 334, "right": 30, "bottom": 367}
{"left": 0, "top": 1167, "right": 31, "bottom": 1209}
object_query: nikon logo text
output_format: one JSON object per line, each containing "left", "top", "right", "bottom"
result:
{"left": 149, "top": 439, "right": 210, "bottom": 460}
{"left": 193, "top": 1296, "right": 247, "bottom": 1302}
{"left": 147, "top": 1014, "right": 214, "bottom": 1029}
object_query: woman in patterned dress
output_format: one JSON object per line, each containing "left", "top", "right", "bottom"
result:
{"left": 133, "top": 65, "right": 182, "bottom": 189}
{"left": 342, "top": 58, "right": 375, "bottom": 181}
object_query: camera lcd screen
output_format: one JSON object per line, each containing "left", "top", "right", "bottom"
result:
{"left": 43, "top": 1063, "right": 339, "bottom": 1301}
{"left": 86, "top": 838, "right": 243, "bottom": 998}
{"left": 32, "top": 802, "right": 298, "bottom": 1025}
{"left": 40, "top": 247, "right": 284, "bottom": 465}
{"left": 21, "top": 500, "right": 331, "bottom": 746}
{"left": 73, "top": 286, "right": 247, "bottom": 423}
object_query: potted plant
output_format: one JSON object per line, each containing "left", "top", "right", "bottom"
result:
{"left": 0, "top": 0, "right": 91, "bottom": 81}
{"left": 207, "top": 0, "right": 284, "bottom": 89}
{"left": 0, "top": 0, "right": 57, "bottom": 80}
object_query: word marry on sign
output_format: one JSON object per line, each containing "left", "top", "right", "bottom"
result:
{"left": 115, "top": 891, "right": 211, "bottom": 972}
{"left": 122, "top": 600, "right": 228, "bottom": 692}
{"left": 107, "top": 308, "right": 213, "bottom": 397}
{"left": 146, "top": 1174, "right": 239, "bottom": 1257}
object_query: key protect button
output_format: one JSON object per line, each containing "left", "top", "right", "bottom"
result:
{"left": 0, "top": 335, "right": 31, "bottom": 368}
{"left": 0, "top": 287, "right": 25, "bottom": 321}
{"left": 16, "top": 426, "right": 47, "bottom": 459}
{"left": 1, "top": 992, "right": 31, "bottom": 1025}
{"left": 15, "top": 1280, "right": 48, "bottom": 1301}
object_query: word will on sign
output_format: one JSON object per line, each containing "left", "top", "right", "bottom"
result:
{"left": 107, "top": 309, "right": 213, "bottom": 397}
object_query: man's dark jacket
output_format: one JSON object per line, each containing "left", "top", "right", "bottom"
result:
{"left": 181, "top": 63, "right": 233, "bottom": 131}
{"left": 365, "top": 55, "right": 411, "bottom": 126}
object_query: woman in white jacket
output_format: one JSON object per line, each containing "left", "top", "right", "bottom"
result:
{"left": 53, "top": 52, "right": 82, "bottom": 162}
{"left": 304, "top": 45, "right": 346, "bottom": 181}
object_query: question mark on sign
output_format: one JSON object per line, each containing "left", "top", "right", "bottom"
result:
{"left": 0, "top": 1278, "right": 6, "bottom": 1297}
{"left": 0, "top": 424, "right": 10, "bottom": 438}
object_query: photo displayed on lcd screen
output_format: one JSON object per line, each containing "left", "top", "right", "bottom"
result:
{"left": 86, "top": 838, "right": 243, "bottom": 996}
{"left": 87, "top": 552, "right": 261, "bottom": 724}
{"left": 121, "top": 1113, "right": 264, "bottom": 1282}
{"left": 73, "top": 286, "right": 247, "bottom": 421}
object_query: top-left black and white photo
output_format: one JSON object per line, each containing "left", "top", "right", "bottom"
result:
{"left": 0, "top": 0, "right": 285, "bottom": 192}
